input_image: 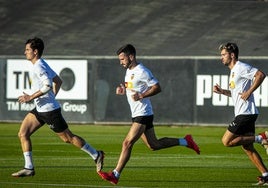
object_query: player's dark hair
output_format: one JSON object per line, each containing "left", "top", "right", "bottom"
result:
{"left": 116, "top": 44, "right": 136, "bottom": 57}
{"left": 219, "top": 42, "right": 239, "bottom": 59}
{"left": 25, "top": 37, "right": 44, "bottom": 57}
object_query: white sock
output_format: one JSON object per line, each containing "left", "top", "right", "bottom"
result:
{"left": 81, "top": 143, "right": 98, "bottom": 160}
{"left": 255, "top": 135, "right": 263, "bottom": 143}
{"left": 178, "top": 138, "right": 187, "bottom": 146}
{"left": 23, "top": 151, "right": 34, "bottom": 169}
{"left": 263, "top": 172, "right": 268, "bottom": 177}
{"left": 113, "top": 169, "right": 120, "bottom": 179}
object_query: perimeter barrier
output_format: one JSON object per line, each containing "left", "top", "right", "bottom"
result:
{"left": 1, "top": 56, "right": 268, "bottom": 126}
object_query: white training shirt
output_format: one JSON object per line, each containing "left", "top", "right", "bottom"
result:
{"left": 31, "top": 58, "right": 61, "bottom": 112}
{"left": 229, "top": 61, "right": 258, "bottom": 116}
{"left": 125, "top": 63, "right": 158, "bottom": 118}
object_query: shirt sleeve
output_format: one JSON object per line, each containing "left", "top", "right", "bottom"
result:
{"left": 35, "top": 63, "right": 56, "bottom": 82}
{"left": 241, "top": 64, "right": 258, "bottom": 80}
{"left": 140, "top": 68, "right": 158, "bottom": 87}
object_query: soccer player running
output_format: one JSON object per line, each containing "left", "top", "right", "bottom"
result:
{"left": 12, "top": 37, "right": 104, "bottom": 177}
{"left": 213, "top": 42, "right": 268, "bottom": 185}
{"left": 98, "top": 44, "right": 200, "bottom": 185}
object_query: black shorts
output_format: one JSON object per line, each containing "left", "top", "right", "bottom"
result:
{"left": 228, "top": 114, "right": 258, "bottom": 135}
{"left": 132, "top": 115, "right": 154, "bottom": 130}
{"left": 30, "top": 108, "right": 68, "bottom": 133}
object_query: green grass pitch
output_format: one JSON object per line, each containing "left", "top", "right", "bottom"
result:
{"left": 0, "top": 123, "right": 267, "bottom": 187}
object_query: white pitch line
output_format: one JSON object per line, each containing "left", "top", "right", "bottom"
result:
{"left": 0, "top": 182, "right": 143, "bottom": 188}
{"left": 0, "top": 154, "right": 244, "bottom": 161}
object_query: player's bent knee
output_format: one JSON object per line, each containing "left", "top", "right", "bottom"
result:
{"left": 63, "top": 138, "right": 71, "bottom": 143}
{"left": 222, "top": 139, "right": 232, "bottom": 147}
{"left": 60, "top": 136, "right": 71, "bottom": 143}
{"left": 148, "top": 144, "right": 160, "bottom": 151}
{"left": 18, "top": 131, "right": 28, "bottom": 139}
{"left": 122, "top": 139, "right": 136, "bottom": 150}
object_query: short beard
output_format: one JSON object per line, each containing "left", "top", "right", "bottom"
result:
{"left": 125, "top": 57, "right": 133, "bottom": 69}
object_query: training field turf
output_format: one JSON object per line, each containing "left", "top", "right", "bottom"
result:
{"left": 0, "top": 123, "right": 267, "bottom": 188}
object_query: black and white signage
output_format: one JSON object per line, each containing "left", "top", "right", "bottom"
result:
{"left": 6, "top": 59, "right": 88, "bottom": 100}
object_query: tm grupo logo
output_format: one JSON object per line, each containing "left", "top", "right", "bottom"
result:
{"left": 6, "top": 59, "right": 88, "bottom": 100}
